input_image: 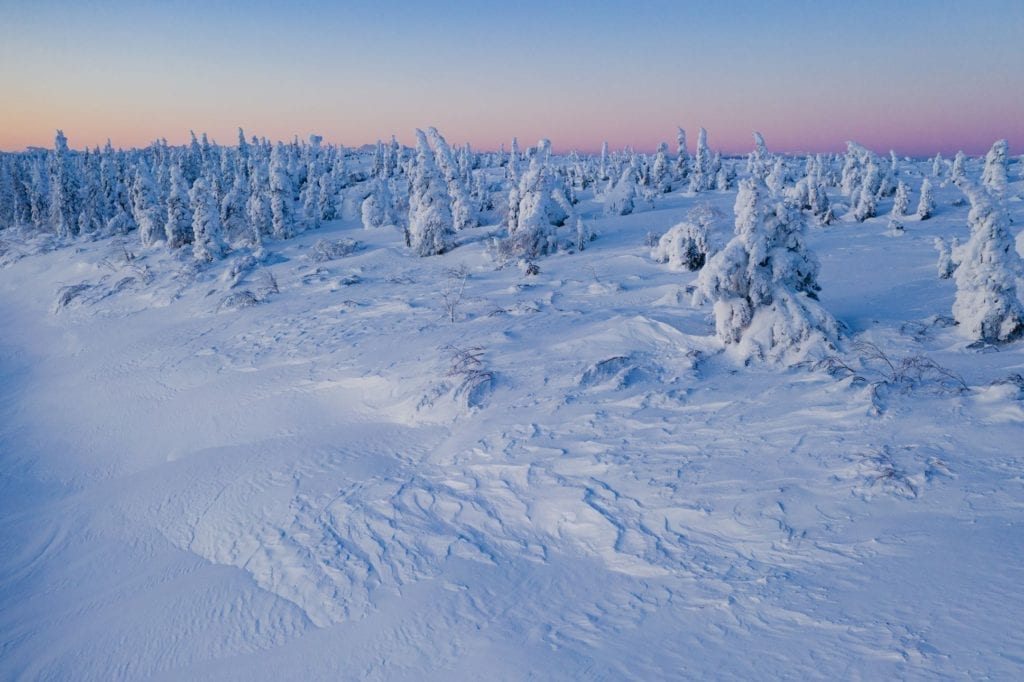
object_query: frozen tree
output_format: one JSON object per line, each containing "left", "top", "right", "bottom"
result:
{"left": 405, "top": 129, "right": 454, "bottom": 256}
{"left": 748, "top": 132, "right": 772, "bottom": 180}
{"left": 269, "top": 142, "right": 295, "bottom": 239}
{"left": 891, "top": 180, "right": 910, "bottom": 216}
{"left": 932, "top": 153, "right": 944, "bottom": 177}
{"left": 0, "top": 159, "right": 16, "bottom": 228}
{"left": 574, "top": 216, "right": 592, "bottom": 252}
{"left": 916, "top": 178, "right": 935, "bottom": 220}
{"left": 852, "top": 161, "right": 880, "bottom": 221}
{"left": 599, "top": 141, "right": 609, "bottom": 182}
{"left": 674, "top": 127, "right": 689, "bottom": 181}
{"left": 715, "top": 165, "right": 733, "bottom": 191}
{"left": 507, "top": 137, "right": 521, "bottom": 182}
{"left": 371, "top": 139, "right": 385, "bottom": 178}
{"left": 934, "top": 237, "right": 958, "bottom": 279}
{"left": 876, "top": 152, "right": 896, "bottom": 198}
{"left": 981, "top": 139, "right": 1009, "bottom": 195}
{"left": 164, "top": 161, "right": 192, "bottom": 248}
{"left": 189, "top": 177, "right": 225, "bottom": 261}
{"left": 183, "top": 131, "right": 202, "bottom": 186}
{"left": 651, "top": 221, "right": 710, "bottom": 271}
{"left": 131, "top": 164, "right": 162, "bottom": 245}
{"left": 840, "top": 156, "right": 860, "bottom": 198}
{"left": 688, "top": 128, "right": 715, "bottom": 193}
{"left": 246, "top": 159, "right": 272, "bottom": 245}
{"left": 76, "top": 153, "right": 103, "bottom": 235}
{"left": 49, "top": 130, "right": 81, "bottom": 238}
{"left": 506, "top": 150, "right": 569, "bottom": 258}
{"left": 220, "top": 171, "right": 249, "bottom": 242}
{"left": 951, "top": 151, "right": 967, "bottom": 183}
{"left": 426, "top": 127, "right": 476, "bottom": 230}
{"left": 605, "top": 163, "right": 638, "bottom": 215}
{"left": 300, "top": 135, "right": 324, "bottom": 229}
{"left": 361, "top": 178, "right": 395, "bottom": 229}
{"left": 945, "top": 178, "right": 1024, "bottom": 343}
{"left": 693, "top": 178, "right": 838, "bottom": 363}
{"left": 765, "top": 158, "right": 787, "bottom": 195}
{"left": 650, "top": 142, "right": 671, "bottom": 193}
{"left": 28, "top": 159, "right": 50, "bottom": 231}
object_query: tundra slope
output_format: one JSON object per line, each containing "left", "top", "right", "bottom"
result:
{"left": 1, "top": 154, "right": 1024, "bottom": 680}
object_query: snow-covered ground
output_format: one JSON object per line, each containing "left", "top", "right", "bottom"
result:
{"left": 2, "top": 166, "right": 1023, "bottom": 679}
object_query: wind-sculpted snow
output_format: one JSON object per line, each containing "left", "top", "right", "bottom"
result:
{"left": 2, "top": 155, "right": 1024, "bottom": 679}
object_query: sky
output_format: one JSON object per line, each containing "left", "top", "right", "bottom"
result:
{"left": 1, "top": 0, "right": 1022, "bottom": 155}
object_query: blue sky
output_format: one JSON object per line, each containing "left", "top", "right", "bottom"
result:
{"left": 2, "top": 0, "right": 1021, "bottom": 154}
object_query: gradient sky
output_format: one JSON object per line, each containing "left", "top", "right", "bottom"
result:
{"left": 1, "top": 0, "right": 1022, "bottom": 155}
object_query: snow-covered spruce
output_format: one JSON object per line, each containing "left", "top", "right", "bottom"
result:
{"left": 426, "top": 127, "right": 477, "bottom": 230}
{"left": 164, "top": 161, "right": 192, "bottom": 248}
{"left": 934, "top": 237, "right": 958, "bottom": 279}
{"left": 693, "top": 178, "right": 838, "bottom": 363}
{"left": 361, "top": 178, "right": 396, "bottom": 230}
{"left": 504, "top": 145, "right": 572, "bottom": 258}
{"left": 748, "top": 131, "right": 773, "bottom": 181}
{"left": 688, "top": 127, "right": 714, "bottom": 192}
{"left": 188, "top": 177, "right": 225, "bottom": 262}
{"left": 951, "top": 151, "right": 967, "bottom": 183}
{"left": 405, "top": 129, "right": 454, "bottom": 256}
{"left": 605, "top": 162, "right": 638, "bottom": 216}
{"left": 673, "top": 127, "right": 689, "bottom": 183}
{"left": 49, "top": 131, "right": 83, "bottom": 238}
{"left": 651, "top": 221, "right": 711, "bottom": 271}
{"left": 852, "top": 160, "right": 880, "bottom": 222}
{"left": 981, "top": 139, "right": 1009, "bottom": 196}
{"left": 268, "top": 142, "right": 295, "bottom": 240}
{"left": 891, "top": 180, "right": 910, "bottom": 217}
{"left": 917, "top": 177, "right": 935, "bottom": 220}
{"left": 650, "top": 142, "right": 672, "bottom": 193}
{"left": 945, "top": 178, "right": 1024, "bottom": 343}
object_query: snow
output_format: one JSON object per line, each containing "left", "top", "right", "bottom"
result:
{"left": 2, "top": 152, "right": 1024, "bottom": 679}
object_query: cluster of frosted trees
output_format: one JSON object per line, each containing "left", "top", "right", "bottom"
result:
{"left": 0, "top": 129, "right": 359, "bottom": 261}
{"left": 1, "top": 129, "right": 1020, "bottom": 350}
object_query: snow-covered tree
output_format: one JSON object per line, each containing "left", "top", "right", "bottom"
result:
{"left": 674, "top": 127, "right": 689, "bottom": 182}
{"left": 934, "top": 237, "right": 958, "bottom": 279}
{"left": 852, "top": 161, "right": 880, "bottom": 221}
{"left": 361, "top": 178, "right": 395, "bottom": 229}
{"left": 49, "top": 130, "right": 81, "bottom": 238}
{"left": 951, "top": 151, "right": 967, "bottom": 183}
{"left": 945, "top": 178, "right": 1024, "bottom": 343}
{"left": 189, "top": 177, "right": 225, "bottom": 261}
{"left": 405, "top": 129, "right": 454, "bottom": 256}
{"left": 506, "top": 149, "right": 571, "bottom": 258}
{"left": 650, "top": 142, "right": 671, "bottom": 193}
{"left": 651, "top": 221, "right": 710, "bottom": 271}
{"left": 981, "top": 139, "right": 1009, "bottom": 195}
{"left": 891, "top": 180, "right": 910, "bottom": 217}
{"left": 765, "top": 158, "right": 787, "bottom": 195}
{"left": 693, "top": 178, "right": 838, "bottom": 363}
{"left": 916, "top": 178, "right": 935, "bottom": 220}
{"left": 132, "top": 164, "right": 162, "bottom": 246}
{"left": 605, "top": 163, "right": 638, "bottom": 215}
{"left": 748, "top": 131, "right": 772, "bottom": 180}
{"left": 507, "top": 137, "right": 521, "bottom": 182}
{"left": 300, "top": 135, "right": 324, "bottom": 229}
{"left": 932, "top": 153, "right": 944, "bottom": 177}
{"left": 689, "top": 128, "right": 713, "bottom": 192}
{"left": 246, "top": 158, "right": 272, "bottom": 245}
{"left": 426, "top": 127, "right": 476, "bottom": 230}
{"left": 269, "top": 142, "right": 295, "bottom": 239}
{"left": 220, "top": 171, "right": 249, "bottom": 242}
{"left": 164, "top": 161, "right": 192, "bottom": 248}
